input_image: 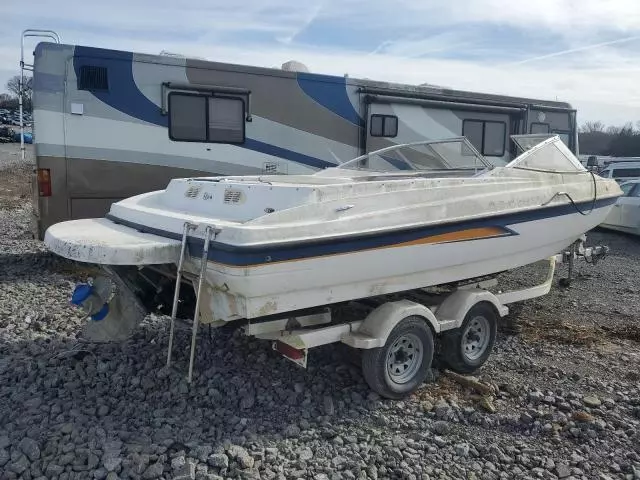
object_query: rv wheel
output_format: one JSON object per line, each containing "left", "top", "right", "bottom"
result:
{"left": 441, "top": 302, "right": 497, "bottom": 374}
{"left": 361, "top": 316, "right": 434, "bottom": 400}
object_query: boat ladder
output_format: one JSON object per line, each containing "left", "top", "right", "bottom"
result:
{"left": 166, "top": 222, "right": 217, "bottom": 383}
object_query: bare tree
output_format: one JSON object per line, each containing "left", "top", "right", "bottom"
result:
{"left": 5, "top": 75, "right": 33, "bottom": 111}
{"left": 0, "top": 93, "right": 18, "bottom": 109}
{"left": 580, "top": 121, "right": 605, "bottom": 133}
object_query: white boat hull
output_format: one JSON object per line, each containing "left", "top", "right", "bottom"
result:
{"left": 43, "top": 137, "right": 623, "bottom": 324}
{"left": 195, "top": 202, "right": 613, "bottom": 321}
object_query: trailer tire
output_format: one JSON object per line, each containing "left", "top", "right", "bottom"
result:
{"left": 361, "top": 316, "right": 434, "bottom": 399}
{"left": 441, "top": 302, "right": 497, "bottom": 374}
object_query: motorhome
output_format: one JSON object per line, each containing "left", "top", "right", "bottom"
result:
{"left": 29, "top": 37, "right": 579, "bottom": 239}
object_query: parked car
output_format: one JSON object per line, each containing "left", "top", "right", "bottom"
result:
{"left": 600, "top": 179, "right": 640, "bottom": 236}
{"left": 598, "top": 162, "right": 640, "bottom": 184}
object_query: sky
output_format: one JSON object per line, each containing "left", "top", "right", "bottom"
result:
{"left": 2, "top": 0, "right": 640, "bottom": 126}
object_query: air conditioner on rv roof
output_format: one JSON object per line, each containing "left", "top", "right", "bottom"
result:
{"left": 281, "top": 60, "right": 310, "bottom": 73}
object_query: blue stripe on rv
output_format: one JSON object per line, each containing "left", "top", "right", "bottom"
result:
{"left": 71, "top": 46, "right": 335, "bottom": 170}
{"left": 296, "top": 72, "right": 362, "bottom": 126}
{"left": 73, "top": 46, "right": 168, "bottom": 128}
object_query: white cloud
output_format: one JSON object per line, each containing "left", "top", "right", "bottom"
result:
{"left": 1, "top": 0, "right": 639, "bottom": 126}
{"left": 340, "top": 0, "right": 640, "bottom": 33}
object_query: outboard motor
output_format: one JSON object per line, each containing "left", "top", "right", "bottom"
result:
{"left": 71, "top": 279, "right": 111, "bottom": 321}
{"left": 70, "top": 271, "right": 146, "bottom": 342}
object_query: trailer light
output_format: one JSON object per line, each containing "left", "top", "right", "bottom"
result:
{"left": 37, "top": 168, "right": 52, "bottom": 197}
{"left": 274, "top": 340, "right": 305, "bottom": 360}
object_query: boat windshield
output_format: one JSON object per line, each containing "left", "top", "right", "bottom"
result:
{"left": 338, "top": 138, "right": 493, "bottom": 173}
{"left": 511, "top": 134, "right": 556, "bottom": 153}
{"left": 506, "top": 135, "right": 586, "bottom": 173}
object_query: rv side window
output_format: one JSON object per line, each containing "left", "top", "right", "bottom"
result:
{"left": 208, "top": 97, "right": 245, "bottom": 143}
{"left": 169, "top": 94, "right": 207, "bottom": 142}
{"left": 484, "top": 122, "right": 506, "bottom": 156}
{"left": 169, "top": 93, "right": 245, "bottom": 144}
{"left": 530, "top": 123, "right": 550, "bottom": 134}
{"left": 370, "top": 115, "right": 398, "bottom": 137}
{"left": 463, "top": 121, "right": 483, "bottom": 153}
{"left": 462, "top": 120, "right": 506, "bottom": 157}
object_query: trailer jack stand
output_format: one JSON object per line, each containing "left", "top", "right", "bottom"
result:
{"left": 558, "top": 236, "right": 609, "bottom": 288}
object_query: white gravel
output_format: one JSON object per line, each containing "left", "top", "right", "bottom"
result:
{"left": 1, "top": 143, "right": 640, "bottom": 480}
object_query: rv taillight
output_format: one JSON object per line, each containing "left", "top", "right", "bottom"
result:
{"left": 37, "top": 168, "right": 52, "bottom": 197}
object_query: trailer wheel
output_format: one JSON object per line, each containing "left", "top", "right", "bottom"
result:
{"left": 361, "top": 316, "right": 434, "bottom": 399}
{"left": 441, "top": 302, "right": 497, "bottom": 374}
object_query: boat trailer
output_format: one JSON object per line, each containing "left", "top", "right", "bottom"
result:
{"left": 70, "top": 235, "right": 609, "bottom": 399}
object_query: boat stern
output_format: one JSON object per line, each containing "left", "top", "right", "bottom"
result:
{"left": 44, "top": 218, "right": 182, "bottom": 265}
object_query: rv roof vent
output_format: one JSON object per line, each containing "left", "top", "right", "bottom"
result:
{"left": 419, "top": 83, "right": 449, "bottom": 89}
{"left": 159, "top": 50, "right": 206, "bottom": 60}
{"left": 281, "top": 60, "right": 310, "bottom": 73}
{"left": 159, "top": 50, "right": 186, "bottom": 58}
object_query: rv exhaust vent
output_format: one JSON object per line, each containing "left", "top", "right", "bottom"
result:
{"left": 185, "top": 185, "right": 201, "bottom": 198}
{"left": 224, "top": 189, "right": 242, "bottom": 204}
{"left": 262, "top": 162, "right": 288, "bottom": 175}
{"left": 78, "top": 66, "right": 109, "bottom": 91}
{"left": 263, "top": 162, "right": 279, "bottom": 174}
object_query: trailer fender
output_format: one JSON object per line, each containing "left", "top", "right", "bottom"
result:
{"left": 435, "top": 290, "right": 507, "bottom": 332}
{"left": 341, "top": 299, "right": 438, "bottom": 349}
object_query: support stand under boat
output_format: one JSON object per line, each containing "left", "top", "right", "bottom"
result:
{"left": 558, "top": 235, "right": 609, "bottom": 287}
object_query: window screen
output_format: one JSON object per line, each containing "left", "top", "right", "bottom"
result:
{"left": 169, "top": 93, "right": 245, "bottom": 143}
{"left": 530, "top": 123, "right": 550, "bottom": 134}
{"left": 463, "top": 120, "right": 506, "bottom": 156}
{"left": 208, "top": 97, "right": 244, "bottom": 143}
{"left": 169, "top": 94, "right": 207, "bottom": 141}
{"left": 631, "top": 185, "right": 640, "bottom": 197}
{"left": 370, "top": 115, "right": 398, "bottom": 137}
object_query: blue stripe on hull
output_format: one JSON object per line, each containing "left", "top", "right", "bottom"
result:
{"left": 106, "top": 196, "right": 617, "bottom": 267}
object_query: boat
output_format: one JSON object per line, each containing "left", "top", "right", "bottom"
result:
{"left": 42, "top": 134, "right": 622, "bottom": 397}
{"left": 45, "top": 135, "right": 621, "bottom": 325}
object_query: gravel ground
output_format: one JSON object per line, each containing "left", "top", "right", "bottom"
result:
{"left": 1, "top": 144, "right": 640, "bottom": 480}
